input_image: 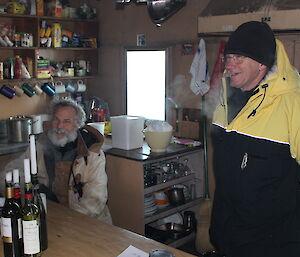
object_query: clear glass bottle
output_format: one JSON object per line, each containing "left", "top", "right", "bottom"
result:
{"left": 29, "top": 134, "right": 48, "bottom": 251}
{"left": 22, "top": 159, "right": 41, "bottom": 257}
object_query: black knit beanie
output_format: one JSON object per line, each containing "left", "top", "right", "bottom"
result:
{"left": 224, "top": 21, "right": 276, "bottom": 68}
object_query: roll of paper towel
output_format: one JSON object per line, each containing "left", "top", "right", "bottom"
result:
{"left": 88, "top": 122, "right": 105, "bottom": 135}
{"left": 30, "top": 115, "right": 43, "bottom": 134}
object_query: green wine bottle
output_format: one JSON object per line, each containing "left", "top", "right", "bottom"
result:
{"left": 1, "top": 171, "right": 22, "bottom": 257}
{"left": 22, "top": 159, "right": 41, "bottom": 257}
{"left": 30, "top": 134, "right": 48, "bottom": 251}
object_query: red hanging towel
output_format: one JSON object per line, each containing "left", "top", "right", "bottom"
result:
{"left": 209, "top": 40, "right": 226, "bottom": 93}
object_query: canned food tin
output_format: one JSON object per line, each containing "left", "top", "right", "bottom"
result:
{"left": 21, "top": 33, "right": 31, "bottom": 47}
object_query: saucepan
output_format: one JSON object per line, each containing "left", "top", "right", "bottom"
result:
{"left": 156, "top": 222, "right": 190, "bottom": 239}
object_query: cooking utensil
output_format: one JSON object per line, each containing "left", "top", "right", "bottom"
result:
{"left": 165, "top": 188, "right": 185, "bottom": 206}
{"left": 183, "top": 210, "right": 197, "bottom": 231}
{"left": 155, "top": 222, "right": 191, "bottom": 239}
{"left": 7, "top": 115, "right": 32, "bottom": 143}
{"left": 147, "top": 0, "right": 186, "bottom": 24}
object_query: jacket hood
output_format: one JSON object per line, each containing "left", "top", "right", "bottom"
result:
{"left": 77, "top": 125, "right": 104, "bottom": 158}
{"left": 262, "top": 39, "right": 300, "bottom": 97}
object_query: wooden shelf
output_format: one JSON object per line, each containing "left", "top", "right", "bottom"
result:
{"left": 144, "top": 174, "right": 195, "bottom": 194}
{"left": 39, "top": 47, "right": 98, "bottom": 51}
{"left": 0, "top": 11, "right": 99, "bottom": 86}
{"left": 0, "top": 13, "right": 97, "bottom": 23}
{"left": 0, "top": 46, "right": 38, "bottom": 50}
{"left": 0, "top": 76, "right": 97, "bottom": 84}
{"left": 0, "top": 13, "right": 36, "bottom": 19}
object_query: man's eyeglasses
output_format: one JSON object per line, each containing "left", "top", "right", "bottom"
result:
{"left": 222, "top": 54, "right": 246, "bottom": 65}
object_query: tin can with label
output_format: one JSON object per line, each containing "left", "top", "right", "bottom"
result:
{"left": 21, "top": 33, "right": 31, "bottom": 47}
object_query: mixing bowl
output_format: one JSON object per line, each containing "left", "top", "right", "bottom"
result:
{"left": 144, "top": 130, "right": 172, "bottom": 152}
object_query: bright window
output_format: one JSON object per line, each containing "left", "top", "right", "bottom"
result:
{"left": 126, "top": 50, "right": 166, "bottom": 120}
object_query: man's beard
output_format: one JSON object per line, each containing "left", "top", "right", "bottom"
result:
{"left": 47, "top": 128, "right": 78, "bottom": 147}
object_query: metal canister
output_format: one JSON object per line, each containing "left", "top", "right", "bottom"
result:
{"left": 7, "top": 116, "right": 32, "bottom": 143}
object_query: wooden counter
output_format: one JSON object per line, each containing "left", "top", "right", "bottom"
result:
{"left": 0, "top": 201, "right": 195, "bottom": 257}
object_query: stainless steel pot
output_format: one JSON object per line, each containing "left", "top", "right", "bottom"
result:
{"left": 7, "top": 115, "right": 32, "bottom": 143}
{"left": 0, "top": 119, "right": 7, "bottom": 142}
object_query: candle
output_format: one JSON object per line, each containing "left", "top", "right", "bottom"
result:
{"left": 24, "top": 159, "right": 31, "bottom": 183}
{"left": 30, "top": 134, "right": 37, "bottom": 175}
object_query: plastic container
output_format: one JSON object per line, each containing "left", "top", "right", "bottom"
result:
{"left": 111, "top": 115, "right": 144, "bottom": 150}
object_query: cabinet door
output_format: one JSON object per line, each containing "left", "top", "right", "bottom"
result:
{"left": 106, "top": 155, "right": 145, "bottom": 234}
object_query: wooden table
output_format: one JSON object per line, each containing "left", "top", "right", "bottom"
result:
{"left": 1, "top": 201, "right": 196, "bottom": 257}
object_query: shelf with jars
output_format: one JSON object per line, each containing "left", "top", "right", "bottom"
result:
{"left": 0, "top": 1, "right": 98, "bottom": 95}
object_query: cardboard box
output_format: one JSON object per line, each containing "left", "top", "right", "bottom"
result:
{"left": 178, "top": 121, "right": 200, "bottom": 140}
{"left": 36, "top": 0, "right": 44, "bottom": 16}
{"left": 111, "top": 115, "right": 145, "bottom": 150}
{"left": 47, "top": 0, "right": 62, "bottom": 17}
{"left": 52, "top": 23, "right": 62, "bottom": 48}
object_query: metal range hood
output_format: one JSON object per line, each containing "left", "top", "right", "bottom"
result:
{"left": 115, "top": 0, "right": 187, "bottom": 24}
{"left": 198, "top": 0, "right": 300, "bottom": 34}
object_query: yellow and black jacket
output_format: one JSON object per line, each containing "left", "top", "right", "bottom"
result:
{"left": 210, "top": 40, "right": 300, "bottom": 253}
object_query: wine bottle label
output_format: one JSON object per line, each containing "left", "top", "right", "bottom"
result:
{"left": 22, "top": 220, "right": 40, "bottom": 254}
{"left": 1, "top": 217, "right": 12, "bottom": 243}
{"left": 18, "top": 218, "right": 22, "bottom": 239}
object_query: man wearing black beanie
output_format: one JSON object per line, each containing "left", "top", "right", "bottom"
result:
{"left": 209, "top": 21, "right": 300, "bottom": 257}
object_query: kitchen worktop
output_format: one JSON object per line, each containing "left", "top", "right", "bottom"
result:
{"left": 0, "top": 201, "right": 196, "bottom": 257}
{"left": 0, "top": 135, "right": 202, "bottom": 160}
{"left": 103, "top": 137, "right": 202, "bottom": 162}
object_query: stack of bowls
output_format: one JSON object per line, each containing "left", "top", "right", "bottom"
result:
{"left": 144, "top": 194, "right": 158, "bottom": 216}
{"left": 153, "top": 190, "right": 169, "bottom": 209}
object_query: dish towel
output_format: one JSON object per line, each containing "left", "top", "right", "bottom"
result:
{"left": 189, "top": 38, "right": 210, "bottom": 95}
